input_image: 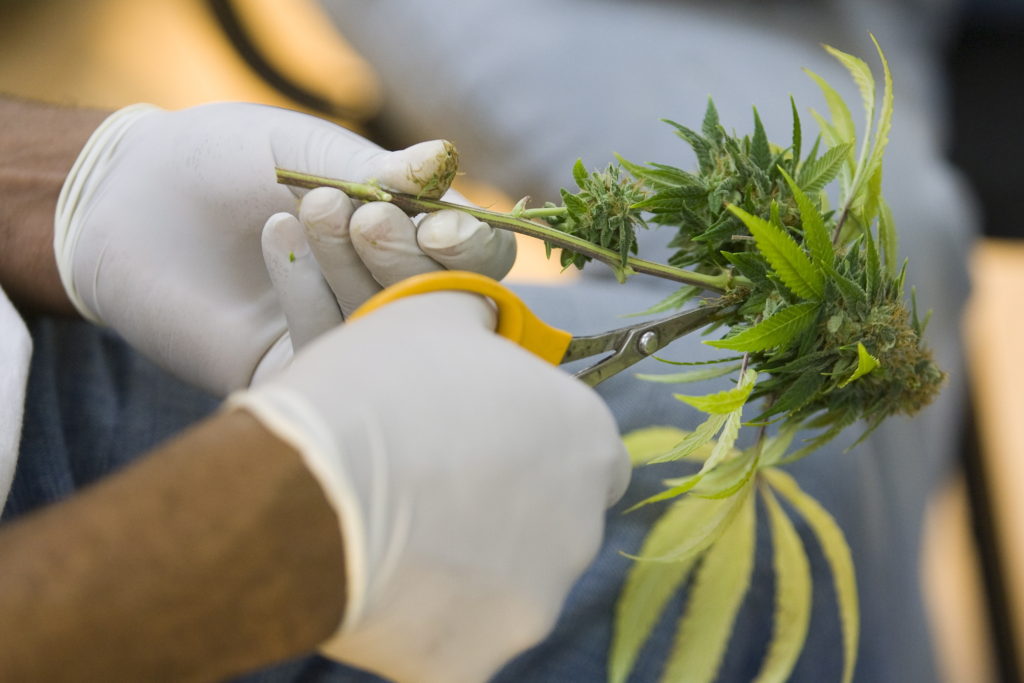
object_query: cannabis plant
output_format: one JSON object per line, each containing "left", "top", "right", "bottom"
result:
{"left": 279, "top": 37, "right": 942, "bottom": 683}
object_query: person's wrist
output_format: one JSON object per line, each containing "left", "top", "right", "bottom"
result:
{"left": 0, "top": 97, "right": 109, "bottom": 315}
{"left": 226, "top": 385, "right": 367, "bottom": 631}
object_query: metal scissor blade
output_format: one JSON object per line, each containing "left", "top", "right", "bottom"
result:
{"left": 568, "top": 304, "right": 725, "bottom": 387}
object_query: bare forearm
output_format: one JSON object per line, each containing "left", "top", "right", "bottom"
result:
{"left": 0, "top": 96, "right": 108, "bottom": 315}
{"left": 0, "top": 408, "right": 345, "bottom": 682}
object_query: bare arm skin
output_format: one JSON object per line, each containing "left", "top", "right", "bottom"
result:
{"left": 0, "top": 408, "right": 346, "bottom": 682}
{"left": 0, "top": 96, "right": 108, "bottom": 315}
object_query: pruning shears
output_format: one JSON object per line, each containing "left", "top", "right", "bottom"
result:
{"left": 349, "top": 271, "right": 724, "bottom": 387}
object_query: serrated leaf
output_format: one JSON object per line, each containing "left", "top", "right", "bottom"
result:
{"left": 636, "top": 362, "right": 742, "bottom": 384}
{"left": 804, "top": 68, "right": 857, "bottom": 150}
{"left": 623, "top": 426, "right": 691, "bottom": 466}
{"left": 632, "top": 407, "right": 747, "bottom": 507}
{"left": 797, "top": 142, "right": 853, "bottom": 194}
{"left": 632, "top": 186, "right": 707, "bottom": 210}
{"left": 661, "top": 491, "right": 756, "bottom": 683}
{"left": 722, "top": 251, "right": 771, "bottom": 285}
{"left": 790, "top": 95, "right": 802, "bottom": 170}
{"left": 864, "top": 34, "right": 894, "bottom": 203}
{"left": 691, "top": 448, "right": 757, "bottom": 499}
{"left": 728, "top": 205, "right": 825, "bottom": 299}
{"left": 707, "top": 302, "right": 819, "bottom": 352}
{"left": 628, "top": 473, "right": 704, "bottom": 511}
{"left": 839, "top": 342, "right": 880, "bottom": 387}
{"left": 662, "top": 119, "right": 713, "bottom": 173}
{"left": 754, "top": 486, "right": 812, "bottom": 683}
{"left": 758, "top": 424, "right": 800, "bottom": 468}
{"left": 751, "top": 107, "right": 772, "bottom": 171}
{"left": 647, "top": 413, "right": 731, "bottom": 464}
{"left": 824, "top": 44, "right": 876, "bottom": 162}
{"left": 675, "top": 369, "right": 757, "bottom": 414}
{"left": 610, "top": 511, "right": 700, "bottom": 683}
{"left": 822, "top": 261, "right": 868, "bottom": 305}
{"left": 702, "top": 97, "right": 722, "bottom": 142}
{"left": 764, "top": 468, "right": 859, "bottom": 683}
{"left": 628, "top": 483, "right": 751, "bottom": 563}
{"left": 778, "top": 167, "right": 834, "bottom": 267}
{"left": 703, "top": 410, "right": 743, "bottom": 472}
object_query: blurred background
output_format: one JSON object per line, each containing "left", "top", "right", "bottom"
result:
{"left": 0, "top": 0, "right": 1020, "bottom": 680}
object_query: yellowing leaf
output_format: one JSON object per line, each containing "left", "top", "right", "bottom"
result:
{"left": 764, "top": 468, "right": 860, "bottom": 683}
{"left": 755, "top": 486, "right": 813, "bottom": 683}
{"left": 623, "top": 426, "right": 691, "bottom": 466}
{"left": 692, "top": 447, "right": 759, "bottom": 500}
{"left": 824, "top": 43, "right": 876, "bottom": 171}
{"left": 728, "top": 205, "right": 825, "bottom": 300}
{"left": 633, "top": 410, "right": 747, "bottom": 510}
{"left": 630, "top": 409, "right": 746, "bottom": 511}
{"left": 706, "top": 411, "right": 742, "bottom": 468}
{"left": 628, "top": 484, "right": 752, "bottom": 563}
{"left": 839, "top": 342, "right": 880, "bottom": 387}
{"left": 660, "top": 491, "right": 757, "bottom": 683}
{"left": 610, "top": 509, "right": 700, "bottom": 683}
{"left": 706, "top": 302, "right": 819, "bottom": 352}
{"left": 675, "top": 369, "right": 757, "bottom": 415}
{"left": 646, "top": 413, "right": 730, "bottom": 465}
{"left": 626, "top": 473, "right": 704, "bottom": 512}
{"left": 865, "top": 34, "right": 894, "bottom": 202}
{"left": 804, "top": 68, "right": 857, "bottom": 151}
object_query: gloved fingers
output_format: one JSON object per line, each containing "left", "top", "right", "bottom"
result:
{"left": 361, "top": 139, "right": 459, "bottom": 199}
{"left": 349, "top": 202, "right": 447, "bottom": 288}
{"left": 416, "top": 210, "right": 517, "bottom": 280}
{"left": 262, "top": 212, "right": 344, "bottom": 351}
{"left": 298, "top": 187, "right": 384, "bottom": 317}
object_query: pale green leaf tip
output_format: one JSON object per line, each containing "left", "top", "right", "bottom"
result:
{"left": 839, "top": 342, "right": 880, "bottom": 387}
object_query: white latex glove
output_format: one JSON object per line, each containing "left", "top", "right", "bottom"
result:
{"left": 231, "top": 292, "right": 631, "bottom": 683}
{"left": 55, "top": 103, "right": 515, "bottom": 395}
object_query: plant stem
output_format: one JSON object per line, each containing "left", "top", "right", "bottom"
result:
{"left": 276, "top": 168, "right": 736, "bottom": 293}
{"left": 519, "top": 206, "right": 568, "bottom": 219}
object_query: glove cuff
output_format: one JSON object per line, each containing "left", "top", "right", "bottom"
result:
{"left": 54, "top": 103, "right": 161, "bottom": 324}
{"left": 225, "top": 388, "right": 369, "bottom": 632}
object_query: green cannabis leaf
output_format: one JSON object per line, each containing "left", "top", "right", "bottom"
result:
{"left": 275, "top": 36, "right": 936, "bottom": 683}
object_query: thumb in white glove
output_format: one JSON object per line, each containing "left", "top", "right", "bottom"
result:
{"left": 230, "top": 292, "right": 630, "bottom": 683}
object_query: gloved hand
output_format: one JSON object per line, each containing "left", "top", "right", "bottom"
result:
{"left": 231, "top": 292, "right": 631, "bottom": 683}
{"left": 54, "top": 103, "right": 515, "bottom": 395}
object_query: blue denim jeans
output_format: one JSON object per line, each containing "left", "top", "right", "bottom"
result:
{"left": 5, "top": 277, "right": 959, "bottom": 682}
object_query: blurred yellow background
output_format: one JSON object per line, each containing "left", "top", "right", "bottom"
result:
{"left": 2, "top": 1, "right": 1019, "bottom": 681}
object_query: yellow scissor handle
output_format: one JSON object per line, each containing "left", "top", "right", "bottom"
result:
{"left": 348, "top": 271, "right": 573, "bottom": 366}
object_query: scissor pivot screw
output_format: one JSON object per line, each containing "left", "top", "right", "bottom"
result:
{"left": 638, "top": 331, "right": 659, "bottom": 355}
